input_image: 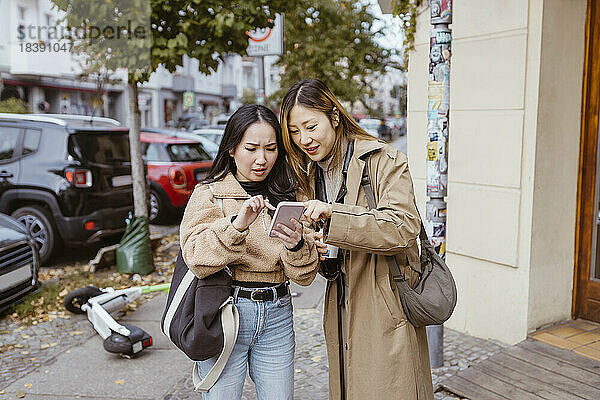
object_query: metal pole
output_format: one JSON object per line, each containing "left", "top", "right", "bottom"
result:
{"left": 257, "top": 56, "right": 265, "bottom": 104}
{"left": 425, "top": 0, "right": 452, "bottom": 369}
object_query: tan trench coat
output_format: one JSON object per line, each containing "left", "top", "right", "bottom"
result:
{"left": 320, "top": 138, "right": 434, "bottom": 400}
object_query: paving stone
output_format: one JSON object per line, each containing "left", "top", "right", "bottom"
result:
{"left": 161, "top": 304, "right": 507, "bottom": 400}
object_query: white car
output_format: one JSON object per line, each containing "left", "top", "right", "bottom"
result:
{"left": 191, "top": 128, "right": 225, "bottom": 145}
{"left": 358, "top": 118, "right": 382, "bottom": 138}
{"left": 212, "top": 114, "right": 231, "bottom": 126}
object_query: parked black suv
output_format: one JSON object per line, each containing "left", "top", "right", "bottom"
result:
{"left": 0, "top": 114, "right": 134, "bottom": 264}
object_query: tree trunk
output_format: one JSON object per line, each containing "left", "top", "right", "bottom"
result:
{"left": 127, "top": 80, "right": 148, "bottom": 218}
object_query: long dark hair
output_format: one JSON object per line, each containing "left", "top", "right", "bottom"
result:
{"left": 202, "top": 104, "right": 296, "bottom": 204}
{"left": 280, "top": 78, "right": 377, "bottom": 198}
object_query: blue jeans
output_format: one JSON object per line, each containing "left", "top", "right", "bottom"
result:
{"left": 196, "top": 286, "right": 295, "bottom": 400}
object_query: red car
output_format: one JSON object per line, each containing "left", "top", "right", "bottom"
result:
{"left": 140, "top": 129, "right": 213, "bottom": 223}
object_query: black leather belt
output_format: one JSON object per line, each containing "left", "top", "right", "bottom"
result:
{"left": 233, "top": 282, "right": 289, "bottom": 301}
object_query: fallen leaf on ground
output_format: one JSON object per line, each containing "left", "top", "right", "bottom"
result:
{"left": 311, "top": 356, "right": 322, "bottom": 362}
{"left": 16, "top": 390, "right": 25, "bottom": 398}
{"left": 40, "top": 344, "right": 49, "bottom": 349}
{"left": 24, "top": 383, "right": 32, "bottom": 388}
{"left": 68, "top": 331, "right": 83, "bottom": 336}
{"left": 115, "top": 380, "right": 124, "bottom": 384}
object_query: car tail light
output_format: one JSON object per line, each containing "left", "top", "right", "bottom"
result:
{"left": 65, "top": 168, "right": 92, "bottom": 188}
{"left": 84, "top": 221, "right": 96, "bottom": 230}
{"left": 169, "top": 167, "right": 187, "bottom": 189}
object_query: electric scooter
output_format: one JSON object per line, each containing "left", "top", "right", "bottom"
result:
{"left": 64, "top": 283, "right": 170, "bottom": 358}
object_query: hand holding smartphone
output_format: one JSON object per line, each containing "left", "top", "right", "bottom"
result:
{"left": 268, "top": 202, "right": 306, "bottom": 237}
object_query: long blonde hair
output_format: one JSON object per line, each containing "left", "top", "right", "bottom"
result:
{"left": 280, "top": 79, "right": 378, "bottom": 198}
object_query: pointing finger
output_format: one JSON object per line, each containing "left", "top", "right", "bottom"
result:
{"left": 264, "top": 199, "right": 276, "bottom": 211}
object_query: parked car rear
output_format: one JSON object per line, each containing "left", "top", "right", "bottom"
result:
{"left": 358, "top": 118, "right": 382, "bottom": 138}
{"left": 358, "top": 118, "right": 391, "bottom": 141}
{"left": 176, "top": 112, "right": 209, "bottom": 131}
{"left": 0, "top": 113, "right": 133, "bottom": 264}
{"left": 0, "top": 212, "right": 40, "bottom": 312}
{"left": 212, "top": 114, "right": 231, "bottom": 127}
{"left": 140, "top": 130, "right": 213, "bottom": 223}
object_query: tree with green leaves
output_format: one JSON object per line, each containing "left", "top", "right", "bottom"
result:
{"left": 392, "top": 0, "right": 423, "bottom": 58}
{"left": 274, "top": 0, "right": 399, "bottom": 111}
{"left": 51, "top": 0, "right": 299, "bottom": 220}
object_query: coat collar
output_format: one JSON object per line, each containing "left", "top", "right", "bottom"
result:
{"left": 210, "top": 172, "right": 251, "bottom": 199}
{"left": 306, "top": 137, "right": 384, "bottom": 175}
{"left": 354, "top": 137, "right": 386, "bottom": 160}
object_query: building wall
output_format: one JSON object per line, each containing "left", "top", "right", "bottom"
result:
{"left": 528, "top": 0, "right": 586, "bottom": 331}
{"left": 7, "top": 0, "right": 81, "bottom": 77}
{"left": 0, "top": 0, "right": 10, "bottom": 71}
{"left": 406, "top": 0, "right": 586, "bottom": 344}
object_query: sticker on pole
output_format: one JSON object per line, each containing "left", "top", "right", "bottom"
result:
{"left": 247, "top": 14, "right": 284, "bottom": 56}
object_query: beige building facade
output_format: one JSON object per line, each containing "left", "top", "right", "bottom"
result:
{"left": 404, "top": 0, "right": 595, "bottom": 344}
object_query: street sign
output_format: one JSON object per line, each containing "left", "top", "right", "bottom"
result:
{"left": 247, "top": 14, "right": 284, "bottom": 56}
{"left": 183, "top": 91, "right": 195, "bottom": 108}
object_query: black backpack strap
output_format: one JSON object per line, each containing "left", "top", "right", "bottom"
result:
{"left": 334, "top": 139, "right": 355, "bottom": 203}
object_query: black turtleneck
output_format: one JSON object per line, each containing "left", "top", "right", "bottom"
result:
{"left": 238, "top": 179, "right": 277, "bottom": 217}
{"left": 239, "top": 179, "right": 268, "bottom": 199}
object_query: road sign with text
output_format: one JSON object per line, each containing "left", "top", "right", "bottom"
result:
{"left": 247, "top": 14, "right": 284, "bottom": 56}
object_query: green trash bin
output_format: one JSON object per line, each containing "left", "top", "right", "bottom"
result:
{"left": 116, "top": 215, "right": 154, "bottom": 275}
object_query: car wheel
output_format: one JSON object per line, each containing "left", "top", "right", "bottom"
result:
{"left": 149, "top": 190, "right": 165, "bottom": 224}
{"left": 12, "top": 206, "right": 58, "bottom": 265}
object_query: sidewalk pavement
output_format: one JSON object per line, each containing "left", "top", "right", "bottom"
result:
{"left": 1, "top": 291, "right": 189, "bottom": 400}
{"left": 0, "top": 277, "right": 329, "bottom": 400}
{"left": 1, "top": 274, "right": 505, "bottom": 399}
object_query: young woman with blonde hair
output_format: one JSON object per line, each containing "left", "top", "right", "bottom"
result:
{"left": 280, "top": 79, "right": 434, "bottom": 400}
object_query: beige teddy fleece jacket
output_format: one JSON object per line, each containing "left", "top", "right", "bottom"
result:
{"left": 180, "top": 173, "right": 319, "bottom": 286}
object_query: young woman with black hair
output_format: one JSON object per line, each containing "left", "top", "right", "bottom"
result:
{"left": 180, "top": 104, "right": 320, "bottom": 400}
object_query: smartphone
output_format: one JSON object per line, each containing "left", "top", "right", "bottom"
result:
{"left": 268, "top": 201, "right": 306, "bottom": 237}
